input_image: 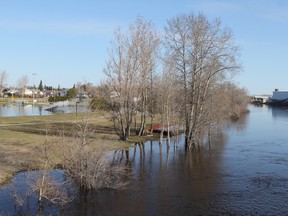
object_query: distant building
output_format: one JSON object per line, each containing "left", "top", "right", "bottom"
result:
{"left": 23, "top": 89, "right": 33, "bottom": 97}
{"left": 271, "top": 89, "right": 288, "bottom": 101}
{"left": 58, "top": 88, "right": 69, "bottom": 97}
{"left": 44, "top": 90, "right": 54, "bottom": 97}
{"left": 252, "top": 95, "right": 270, "bottom": 104}
{"left": 2, "top": 88, "right": 20, "bottom": 97}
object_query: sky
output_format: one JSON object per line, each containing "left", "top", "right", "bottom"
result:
{"left": 0, "top": 0, "right": 287, "bottom": 95}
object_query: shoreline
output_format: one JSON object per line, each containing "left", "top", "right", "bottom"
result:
{"left": 0, "top": 112, "right": 158, "bottom": 186}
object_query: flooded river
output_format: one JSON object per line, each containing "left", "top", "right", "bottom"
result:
{"left": 1, "top": 105, "right": 288, "bottom": 215}
{"left": 0, "top": 103, "right": 87, "bottom": 117}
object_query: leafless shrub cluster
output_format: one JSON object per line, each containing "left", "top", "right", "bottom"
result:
{"left": 27, "top": 137, "right": 74, "bottom": 207}
{"left": 9, "top": 171, "right": 73, "bottom": 213}
{"left": 10, "top": 183, "right": 29, "bottom": 209}
{"left": 29, "top": 170, "right": 73, "bottom": 206}
{"left": 61, "top": 117, "right": 130, "bottom": 191}
{"left": 8, "top": 117, "right": 131, "bottom": 212}
{"left": 64, "top": 145, "right": 129, "bottom": 190}
{"left": 8, "top": 123, "right": 74, "bottom": 209}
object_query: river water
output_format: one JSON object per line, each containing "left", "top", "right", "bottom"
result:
{"left": 1, "top": 105, "right": 288, "bottom": 215}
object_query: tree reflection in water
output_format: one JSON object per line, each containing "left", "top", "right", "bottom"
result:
{"left": 0, "top": 120, "right": 242, "bottom": 215}
{"left": 4, "top": 106, "right": 288, "bottom": 215}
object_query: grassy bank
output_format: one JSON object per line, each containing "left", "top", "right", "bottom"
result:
{"left": 0, "top": 112, "right": 154, "bottom": 185}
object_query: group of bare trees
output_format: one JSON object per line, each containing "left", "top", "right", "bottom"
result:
{"left": 104, "top": 17, "right": 160, "bottom": 140}
{"left": 0, "top": 71, "right": 29, "bottom": 90}
{"left": 163, "top": 13, "right": 243, "bottom": 149}
{"left": 0, "top": 71, "right": 30, "bottom": 97}
{"left": 103, "top": 13, "right": 248, "bottom": 149}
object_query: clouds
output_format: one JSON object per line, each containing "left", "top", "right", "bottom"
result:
{"left": 0, "top": 19, "right": 115, "bottom": 36}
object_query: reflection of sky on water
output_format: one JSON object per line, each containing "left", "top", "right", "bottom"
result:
{"left": 270, "top": 106, "right": 288, "bottom": 120}
{"left": 0, "top": 104, "right": 51, "bottom": 116}
{"left": 224, "top": 104, "right": 288, "bottom": 179}
{"left": 0, "top": 170, "right": 66, "bottom": 215}
{"left": 2, "top": 105, "right": 288, "bottom": 215}
{"left": 0, "top": 104, "right": 88, "bottom": 117}
{"left": 228, "top": 105, "right": 288, "bottom": 142}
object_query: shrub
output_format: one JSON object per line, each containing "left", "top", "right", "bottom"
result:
{"left": 48, "top": 96, "right": 69, "bottom": 102}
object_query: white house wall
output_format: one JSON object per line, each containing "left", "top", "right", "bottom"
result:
{"left": 24, "top": 89, "right": 33, "bottom": 96}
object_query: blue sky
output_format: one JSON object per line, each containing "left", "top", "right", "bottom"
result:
{"left": 0, "top": 0, "right": 287, "bottom": 95}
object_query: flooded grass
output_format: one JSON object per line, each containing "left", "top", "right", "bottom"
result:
{"left": 2, "top": 106, "right": 288, "bottom": 215}
{"left": 0, "top": 112, "right": 154, "bottom": 185}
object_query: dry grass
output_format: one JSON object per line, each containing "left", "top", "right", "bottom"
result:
{"left": 0, "top": 112, "right": 111, "bottom": 184}
{"left": 0, "top": 126, "right": 56, "bottom": 184}
{"left": 0, "top": 112, "right": 152, "bottom": 185}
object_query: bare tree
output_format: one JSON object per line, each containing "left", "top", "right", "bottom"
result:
{"left": 104, "top": 17, "right": 159, "bottom": 140}
{"left": 0, "top": 70, "right": 8, "bottom": 97}
{"left": 104, "top": 26, "right": 138, "bottom": 140}
{"left": 157, "top": 56, "right": 181, "bottom": 145}
{"left": 95, "top": 81, "right": 110, "bottom": 98}
{"left": 164, "top": 12, "right": 241, "bottom": 150}
{"left": 223, "top": 83, "right": 249, "bottom": 120}
{"left": 76, "top": 80, "right": 95, "bottom": 96}
{"left": 17, "top": 75, "right": 29, "bottom": 98}
{"left": 135, "top": 17, "right": 160, "bottom": 136}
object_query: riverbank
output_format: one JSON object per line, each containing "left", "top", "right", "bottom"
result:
{"left": 0, "top": 112, "right": 156, "bottom": 185}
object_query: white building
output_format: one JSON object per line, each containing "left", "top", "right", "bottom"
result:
{"left": 252, "top": 95, "right": 270, "bottom": 104}
{"left": 271, "top": 89, "right": 288, "bottom": 101}
{"left": 23, "top": 89, "right": 33, "bottom": 97}
{"left": 59, "top": 88, "right": 69, "bottom": 97}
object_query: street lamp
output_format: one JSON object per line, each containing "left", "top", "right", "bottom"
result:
{"left": 76, "top": 101, "right": 80, "bottom": 116}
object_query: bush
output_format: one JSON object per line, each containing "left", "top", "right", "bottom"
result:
{"left": 89, "top": 97, "right": 110, "bottom": 111}
{"left": 67, "top": 88, "right": 77, "bottom": 99}
{"left": 48, "top": 96, "right": 69, "bottom": 102}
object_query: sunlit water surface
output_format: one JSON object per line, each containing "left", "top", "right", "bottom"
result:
{"left": 1, "top": 105, "right": 288, "bottom": 215}
{"left": 0, "top": 103, "right": 87, "bottom": 117}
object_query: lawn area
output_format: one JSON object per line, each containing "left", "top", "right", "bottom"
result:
{"left": 0, "top": 112, "right": 111, "bottom": 184}
{"left": 0, "top": 112, "right": 156, "bottom": 185}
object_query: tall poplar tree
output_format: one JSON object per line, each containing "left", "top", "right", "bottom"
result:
{"left": 164, "top": 13, "right": 241, "bottom": 149}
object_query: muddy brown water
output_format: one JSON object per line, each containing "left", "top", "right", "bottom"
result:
{"left": 1, "top": 105, "right": 288, "bottom": 215}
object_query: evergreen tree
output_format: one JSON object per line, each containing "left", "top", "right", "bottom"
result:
{"left": 38, "top": 80, "right": 43, "bottom": 91}
{"left": 67, "top": 87, "right": 77, "bottom": 99}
